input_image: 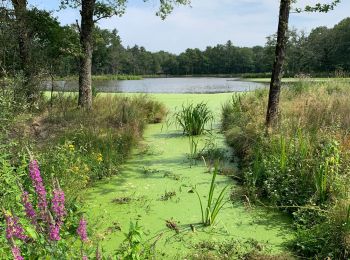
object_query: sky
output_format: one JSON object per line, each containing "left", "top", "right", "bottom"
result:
{"left": 27, "top": 0, "right": 350, "bottom": 54}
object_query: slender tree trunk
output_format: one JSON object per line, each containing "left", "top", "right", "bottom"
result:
{"left": 265, "top": 0, "right": 291, "bottom": 128}
{"left": 78, "top": 0, "right": 95, "bottom": 109}
{"left": 11, "top": 0, "right": 33, "bottom": 101}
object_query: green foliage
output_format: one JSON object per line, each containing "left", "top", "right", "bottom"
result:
{"left": 37, "top": 94, "right": 166, "bottom": 195}
{"left": 195, "top": 166, "right": 229, "bottom": 226}
{"left": 188, "top": 238, "right": 282, "bottom": 260}
{"left": 117, "top": 221, "right": 144, "bottom": 260}
{"left": 222, "top": 80, "right": 350, "bottom": 258}
{"left": 174, "top": 102, "right": 213, "bottom": 136}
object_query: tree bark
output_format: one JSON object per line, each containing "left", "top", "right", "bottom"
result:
{"left": 78, "top": 0, "right": 95, "bottom": 109}
{"left": 265, "top": 0, "right": 291, "bottom": 128}
{"left": 11, "top": 0, "right": 33, "bottom": 101}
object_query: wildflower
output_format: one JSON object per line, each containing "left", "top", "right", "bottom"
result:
{"left": 21, "top": 191, "right": 37, "bottom": 225}
{"left": 68, "top": 144, "right": 75, "bottom": 152}
{"left": 82, "top": 255, "right": 88, "bottom": 260}
{"left": 5, "top": 213, "right": 28, "bottom": 241}
{"left": 49, "top": 223, "right": 61, "bottom": 241}
{"left": 77, "top": 217, "right": 88, "bottom": 242}
{"left": 29, "top": 160, "right": 48, "bottom": 216}
{"left": 97, "top": 153, "right": 103, "bottom": 163}
{"left": 51, "top": 188, "right": 66, "bottom": 221}
{"left": 11, "top": 246, "right": 24, "bottom": 260}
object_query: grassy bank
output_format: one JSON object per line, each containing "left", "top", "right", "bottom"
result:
{"left": 0, "top": 89, "right": 166, "bottom": 258}
{"left": 222, "top": 79, "right": 350, "bottom": 258}
{"left": 244, "top": 77, "right": 350, "bottom": 83}
{"left": 57, "top": 74, "right": 143, "bottom": 81}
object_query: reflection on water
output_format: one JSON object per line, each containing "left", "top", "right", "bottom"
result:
{"left": 44, "top": 77, "right": 264, "bottom": 93}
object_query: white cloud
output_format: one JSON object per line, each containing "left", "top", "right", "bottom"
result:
{"left": 29, "top": 0, "right": 350, "bottom": 54}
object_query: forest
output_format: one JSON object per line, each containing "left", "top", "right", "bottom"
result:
{"left": 1, "top": 6, "right": 350, "bottom": 77}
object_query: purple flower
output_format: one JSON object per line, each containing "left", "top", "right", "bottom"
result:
{"left": 51, "top": 188, "right": 66, "bottom": 222}
{"left": 49, "top": 224, "right": 61, "bottom": 241}
{"left": 82, "top": 255, "right": 88, "bottom": 260}
{"left": 77, "top": 218, "right": 88, "bottom": 242}
{"left": 5, "top": 214, "right": 28, "bottom": 241}
{"left": 11, "top": 246, "right": 24, "bottom": 260}
{"left": 29, "top": 160, "right": 48, "bottom": 216}
{"left": 22, "top": 191, "right": 37, "bottom": 225}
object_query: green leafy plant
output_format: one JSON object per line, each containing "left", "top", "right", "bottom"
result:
{"left": 194, "top": 165, "right": 229, "bottom": 226}
{"left": 315, "top": 140, "right": 340, "bottom": 203}
{"left": 174, "top": 102, "right": 213, "bottom": 136}
{"left": 118, "top": 221, "right": 144, "bottom": 260}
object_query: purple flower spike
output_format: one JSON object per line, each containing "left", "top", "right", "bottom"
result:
{"left": 77, "top": 218, "right": 88, "bottom": 242}
{"left": 49, "top": 224, "right": 61, "bottom": 241}
{"left": 29, "top": 160, "right": 48, "bottom": 216}
{"left": 51, "top": 188, "right": 66, "bottom": 221}
{"left": 11, "top": 246, "right": 24, "bottom": 260}
{"left": 5, "top": 214, "right": 28, "bottom": 241}
{"left": 22, "top": 191, "right": 37, "bottom": 225}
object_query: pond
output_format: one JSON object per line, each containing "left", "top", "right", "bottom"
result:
{"left": 45, "top": 77, "right": 264, "bottom": 93}
{"left": 83, "top": 93, "right": 292, "bottom": 258}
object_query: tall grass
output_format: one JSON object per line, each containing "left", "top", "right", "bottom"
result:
{"left": 195, "top": 165, "right": 229, "bottom": 226}
{"left": 222, "top": 79, "right": 350, "bottom": 258}
{"left": 174, "top": 102, "right": 213, "bottom": 136}
{"left": 25, "top": 94, "right": 167, "bottom": 201}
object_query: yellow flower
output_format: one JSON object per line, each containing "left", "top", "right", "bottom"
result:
{"left": 97, "top": 153, "right": 103, "bottom": 162}
{"left": 68, "top": 144, "right": 75, "bottom": 152}
{"left": 72, "top": 166, "right": 79, "bottom": 173}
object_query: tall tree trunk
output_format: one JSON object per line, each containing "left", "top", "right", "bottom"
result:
{"left": 265, "top": 0, "right": 291, "bottom": 128}
{"left": 78, "top": 0, "right": 95, "bottom": 109}
{"left": 11, "top": 0, "right": 33, "bottom": 102}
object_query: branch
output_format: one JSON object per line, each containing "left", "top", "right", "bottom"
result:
{"left": 295, "top": 0, "right": 341, "bottom": 13}
{"left": 75, "top": 19, "right": 81, "bottom": 34}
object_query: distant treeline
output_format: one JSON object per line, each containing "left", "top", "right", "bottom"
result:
{"left": 1, "top": 8, "right": 349, "bottom": 78}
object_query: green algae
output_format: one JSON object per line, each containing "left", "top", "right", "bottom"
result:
{"left": 83, "top": 93, "right": 292, "bottom": 258}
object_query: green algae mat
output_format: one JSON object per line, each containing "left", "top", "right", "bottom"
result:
{"left": 84, "top": 93, "right": 292, "bottom": 258}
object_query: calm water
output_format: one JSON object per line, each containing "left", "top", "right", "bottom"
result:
{"left": 45, "top": 77, "right": 263, "bottom": 93}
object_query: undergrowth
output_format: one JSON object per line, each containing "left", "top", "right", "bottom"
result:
{"left": 222, "top": 79, "right": 350, "bottom": 258}
{"left": 0, "top": 88, "right": 166, "bottom": 258}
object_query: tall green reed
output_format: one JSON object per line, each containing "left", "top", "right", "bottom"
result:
{"left": 174, "top": 102, "right": 213, "bottom": 136}
{"left": 195, "top": 165, "right": 229, "bottom": 226}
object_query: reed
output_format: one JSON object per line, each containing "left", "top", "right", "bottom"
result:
{"left": 195, "top": 165, "right": 228, "bottom": 226}
{"left": 174, "top": 102, "right": 213, "bottom": 136}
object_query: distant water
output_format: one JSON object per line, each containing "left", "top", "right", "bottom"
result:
{"left": 44, "top": 77, "right": 264, "bottom": 94}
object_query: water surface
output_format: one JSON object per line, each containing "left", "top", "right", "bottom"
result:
{"left": 46, "top": 77, "right": 263, "bottom": 93}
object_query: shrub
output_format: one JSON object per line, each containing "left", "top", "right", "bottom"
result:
{"left": 222, "top": 79, "right": 350, "bottom": 257}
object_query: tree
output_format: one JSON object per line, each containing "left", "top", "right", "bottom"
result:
{"left": 265, "top": 0, "right": 341, "bottom": 128}
{"left": 265, "top": 0, "right": 291, "bottom": 128}
{"left": 11, "top": 0, "right": 34, "bottom": 102}
{"left": 61, "top": 0, "right": 190, "bottom": 109}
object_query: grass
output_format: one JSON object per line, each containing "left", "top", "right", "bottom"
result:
{"left": 222, "top": 78, "right": 350, "bottom": 258}
{"left": 174, "top": 102, "right": 213, "bottom": 136}
{"left": 57, "top": 74, "right": 143, "bottom": 81}
{"left": 244, "top": 77, "right": 350, "bottom": 83}
{"left": 195, "top": 165, "right": 229, "bottom": 226}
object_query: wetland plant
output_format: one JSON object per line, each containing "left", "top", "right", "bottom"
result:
{"left": 160, "top": 191, "right": 177, "bottom": 201}
{"left": 174, "top": 102, "right": 213, "bottom": 136}
{"left": 195, "top": 166, "right": 229, "bottom": 226}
